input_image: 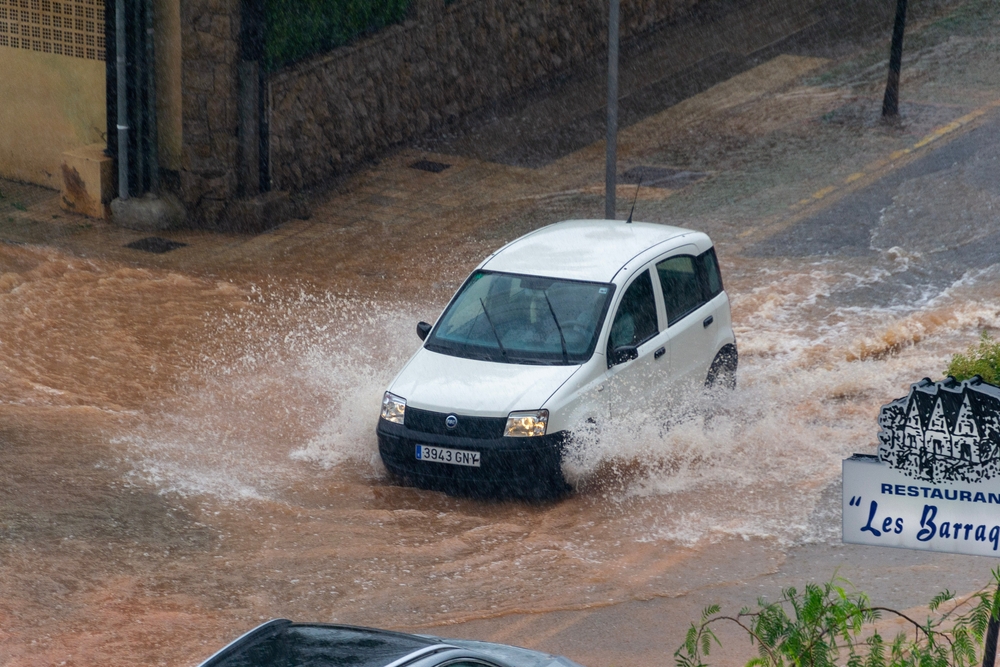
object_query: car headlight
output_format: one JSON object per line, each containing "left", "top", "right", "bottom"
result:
{"left": 380, "top": 392, "right": 406, "bottom": 424}
{"left": 504, "top": 409, "right": 548, "bottom": 437}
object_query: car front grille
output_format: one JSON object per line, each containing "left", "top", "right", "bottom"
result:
{"left": 404, "top": 407, "right": 506, "bottom": 439}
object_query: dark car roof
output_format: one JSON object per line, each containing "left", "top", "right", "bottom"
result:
{"left": 200, "top": 620, "right": 442, "bottom": 667}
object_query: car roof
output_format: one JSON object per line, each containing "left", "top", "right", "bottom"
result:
{"left": 480, "top": 219, "right": 701, "bottom": 283}
{"left": 197, "top": 620, "right": 585, "bottom": 667}
{"left": 197, "top": 621, "right": 441, "bottom": 667}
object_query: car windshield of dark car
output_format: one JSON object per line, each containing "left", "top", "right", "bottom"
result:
{"left": 425, "top": 271, "right": 613, "bottom": 365}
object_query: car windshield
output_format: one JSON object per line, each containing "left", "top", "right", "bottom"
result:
{"left": 425, "top": 271, "right": 614, "bottom": 365}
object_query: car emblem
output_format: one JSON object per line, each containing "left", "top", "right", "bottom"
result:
{"left": 445, "top": 414, "right": 458, "bottom": 429}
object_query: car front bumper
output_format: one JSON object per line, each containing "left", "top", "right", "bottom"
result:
{"left": 376, "top": 419, "right": 569, "bottom": 498}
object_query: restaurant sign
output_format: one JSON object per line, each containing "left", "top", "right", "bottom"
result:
{"left": 843, "top": 376, "right": 1000, "bottom": 557}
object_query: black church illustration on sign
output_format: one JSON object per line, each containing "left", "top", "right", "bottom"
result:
{"left": 878, "top": 377, "right": 1000, "bottom": 484}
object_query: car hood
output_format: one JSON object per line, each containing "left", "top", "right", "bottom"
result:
{"left": 389, "top": 348, "right": 581, "bottom": 416}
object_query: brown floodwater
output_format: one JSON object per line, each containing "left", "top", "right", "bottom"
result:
{"left": 2, "top": 187, "right": 1000, "bottom": 667}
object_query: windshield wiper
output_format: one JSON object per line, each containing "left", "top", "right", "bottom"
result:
{"left": 478, "top": 298, "right": 508, "bottom": 360}
{"left": 542, "top": 291, "right": 569, "bottom": 364}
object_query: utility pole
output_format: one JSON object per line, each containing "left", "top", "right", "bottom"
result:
{"left": 116, "top": 0, "right": 129, "bottom": 200}
{"left": 881, "top": 0, "right": 908, "bottom": 118}
{"left": 605, "top": 0, "right": 619, "bottom": 219}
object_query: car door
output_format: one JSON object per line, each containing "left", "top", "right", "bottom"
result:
{"left": 655, "top": 249, "right": 718, "bottom": 388}
{"left": 603, "top": 267, "right": 671, "bottom": 417}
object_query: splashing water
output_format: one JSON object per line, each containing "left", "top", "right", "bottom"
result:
{"left": 123, "top": 286, "right": 423, "bottom": 500}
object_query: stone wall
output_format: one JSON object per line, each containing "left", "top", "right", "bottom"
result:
{"left": 267, "top": 0, "right": 700, "bottom": 191}
{"left": 179, "top": 0, "right": 242, "bottom": 225}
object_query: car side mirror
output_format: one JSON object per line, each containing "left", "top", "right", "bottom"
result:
{"left": 611, "top": 345, "right": 638, "bottom": 365}
{"left": 416, "top": 321, "right": 432, "bottom": 341}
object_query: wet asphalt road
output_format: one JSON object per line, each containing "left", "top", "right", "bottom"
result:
{"left": 746, "top": 115, "right": 1000, "bottom": 262}
{"left": 744, "top": 113, "right": 1000, "bottom": 315}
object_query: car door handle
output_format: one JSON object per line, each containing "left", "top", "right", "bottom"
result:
{"left": 703, "top": 315, "right": 714, "bottom": 328}
{"left": 654, "top": 347, "right": 666, "bottom": 359}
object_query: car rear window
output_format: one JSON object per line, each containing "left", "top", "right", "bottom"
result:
{"left": 698, "top": 247, "right": 723, "bottom": 299}
{"left": 442, "top": 638, "right": 563, "bottom": 667}
{"left": 211, "top": 625, "right": 436, "bottom": 667}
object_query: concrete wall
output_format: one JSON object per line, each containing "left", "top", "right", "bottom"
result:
{"left": 267, "top": 0, "right": 700, "bottom": 191}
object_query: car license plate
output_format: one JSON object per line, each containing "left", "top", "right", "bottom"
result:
{"left": 415, "top": 444, "right": 481, "bottom": 467}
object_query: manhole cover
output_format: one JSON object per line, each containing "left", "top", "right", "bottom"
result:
{"left": 410, "top": 159, "right": 451, "bottom": 173}
{"left": 620, "top": 166, "right": 707, "bottom": 189}
{"left": 125, "top": 237, "right": 187, "bottom": 254}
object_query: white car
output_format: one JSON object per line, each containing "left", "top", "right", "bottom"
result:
{"left": 377, "top": 219, "right": 737, "bottom": 497}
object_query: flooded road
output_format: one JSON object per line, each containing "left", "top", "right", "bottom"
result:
{"left": 4, "top": 141, "right": 1000, "bottom": 666}
{"left": 4, "top": 7, "right": 1000, "bottom": 663}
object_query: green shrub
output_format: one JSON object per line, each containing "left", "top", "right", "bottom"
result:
{"left": 265, "top": 0, "right": 412, "bottom": 70}
{"left": 945, "top": 331, "right": 1000, "bottom": 385}
{"left": 676, "top": 570, "right": 1000, "bottom": 667}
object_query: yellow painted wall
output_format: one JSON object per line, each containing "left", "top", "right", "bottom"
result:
{"left": 0, "top": 0, "right": 180, "bottom": 190}
{"left": 0, "top": 47, "right": 105, "bottom": 189}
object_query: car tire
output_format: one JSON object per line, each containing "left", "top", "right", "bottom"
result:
{"left": 705, "top": 344, "right": 738, "bottom": 389}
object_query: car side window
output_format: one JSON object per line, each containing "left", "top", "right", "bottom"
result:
{"left": 656, "top": 255, "right": 703, "bottom": 325}
{"left": 698, "top": 247, "right": 724, "bottom": 299}
{"left": 607, "top": 269, "right": 658, "bottom": 353}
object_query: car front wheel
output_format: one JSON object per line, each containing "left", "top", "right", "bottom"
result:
{"left": 705, "top": 344, "right": 738, "bottom": 389}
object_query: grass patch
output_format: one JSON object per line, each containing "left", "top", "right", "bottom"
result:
{"left": 946, "top": 331, "right": 1000, "bottom": 384}
{"left": 920, "top": 0, "right": 1000, "bottom": 39}
{"left": 265, "top": 0, "right": 411, "bottom": 70}
{"left": 806, "top": 0, "right": 995, "bottom": 89}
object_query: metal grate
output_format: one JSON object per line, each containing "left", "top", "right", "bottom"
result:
{"left": 125, "top": 237, "right": 186, "bottom": 254}
{"left": 0, "top": 0, "right": 105, "bottom": 60}
{"left": 410, "top": 159, "right": 451, "bottom": 173}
